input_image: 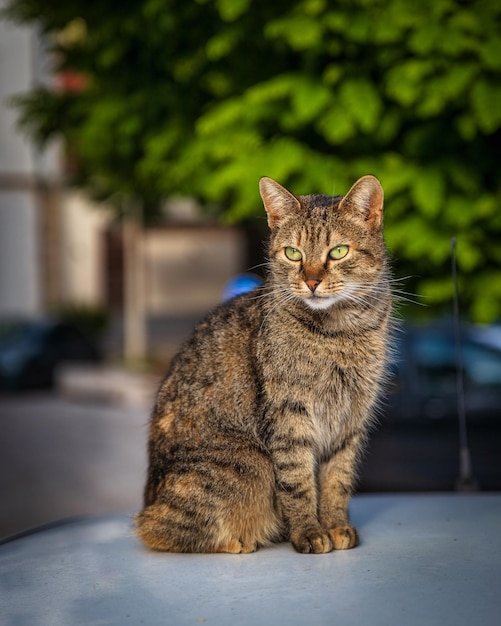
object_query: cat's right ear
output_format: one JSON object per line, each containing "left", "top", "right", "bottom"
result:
{"left": 259, "top": 177, "right": 301, "bottom": 229}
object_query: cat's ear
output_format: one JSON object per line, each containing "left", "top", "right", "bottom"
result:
{"left": 339, "top": 175, "right": 384, "bottom": 229}
{"left": 259, "top": 177, "right": 301, "bottom": 229}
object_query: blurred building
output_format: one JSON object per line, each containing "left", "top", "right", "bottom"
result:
{"left": 0, "top": 19, "right": 48, "bottom": 315}
{"left": 0, "top": 20, "right": 244, "bottom": 334}
{"left": 0, "top": 20, "right": 125, "bottom": 318}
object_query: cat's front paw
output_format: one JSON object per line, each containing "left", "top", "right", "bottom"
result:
{"left": 291, "top": 528, "right": 333, "bottom": 554}
{"left": 328, "top": 525, "right": 359, "bottom": 550}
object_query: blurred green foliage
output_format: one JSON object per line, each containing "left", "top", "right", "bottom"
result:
{"left": 3, "top": 0, "right": 501, "bottom": 321}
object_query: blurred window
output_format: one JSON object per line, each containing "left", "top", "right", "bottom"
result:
{"left": 462, "top": 344, "right": 501, "bottom": 390}
{"left": 415, "top": 335, "right": 457, "bottom": 396}
{"left": 415, "top": 334, "right": 501, "bottom": 395}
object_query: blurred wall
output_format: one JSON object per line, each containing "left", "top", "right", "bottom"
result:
{"left": 144, "top": 226, "right": 245, "bottom": 315}
{"left": 0, "top": 20, "right": 40, "bottom": 315}
{"left": 0, "top": 18, "right": 61, "bottom": 316}
{"left": 59, "top": 191, "right": 111, "bottom": 307}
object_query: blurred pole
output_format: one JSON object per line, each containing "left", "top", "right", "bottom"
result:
{"left": 451, "top": 237, "right": 476, "bottom": 491}
{"left": 123, "top": 201, "right": 147, "bottom": 363}
{"left": 36, "top": 177, "right": 62, "bottom": 311}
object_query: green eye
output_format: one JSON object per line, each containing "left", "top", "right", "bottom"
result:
{"left": 285, "top": 247, "right": 303, "bottom": 261}
{"left": 329, "top": 245, "right": 349, "bottom": 260}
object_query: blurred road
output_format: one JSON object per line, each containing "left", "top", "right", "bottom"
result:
{"left": 0, "top": 393, "right": 148, "bottom": 539}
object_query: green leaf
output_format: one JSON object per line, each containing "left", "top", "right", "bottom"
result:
{"left": 378, "top": 154, "right": 413, "bottom": 196}
{"left": 215, "top": 0, "right": 250, "bottom": 22}
{"left": 339, "top": 79, "right": 382, "bottom": 132}
{"left": 245, "top": 74, "right": 295, "bottom": 105}
{"left": 455, "top": 236, "right": 483, "bottom": 272}
{"left": 196, "top": 98, "right": 243, "bottom": 135}
{"left": 303, "top": 0, "right": 327, "bottom": 17}
{"left": 419, "top": 278, "right": 454, "bottom": 303}
{"left": 375, "top": 110, "right": 401, "bottom": 143}
{"left": 446, "top": 162, "right": 479, "bottom": 194}
{"left": 264, "top": 16, "right": 323, "bottom": 50}
{"left": 411, "top": 169, "right": 446, "bottom": 218}
{"left": 455, "top": 113, "right": 477, "bottom": 140}
{"left": 322, "top": 64, "right": 343, "bottom": 86}
{"left": 291, "top": 79, "right": 332, "bottom": 124}
{"left": 478, "top": 36, "right": 501, "bottom": 70}
{"left": 470, "top": 79, "right": 501, "bottom": 134}
{"left": 206, "top": 30, "right": 239, "bottom": 60}
{"left": 444, "top": 196, "right": 476, "bottom": 229}
{"left": 316, "top": 104, "right": 355, "bottom": 145}
{"left": 385, "top": 60, "right": 433, "bottom": 106}
{"left": 474, "top": 194, "right": 497, "bottom": 219}
{"left": 408, "top": 25, "right": 441, "bottom": 55}
{"left": 471, "top": 273, "right": 501, "bottom": 322}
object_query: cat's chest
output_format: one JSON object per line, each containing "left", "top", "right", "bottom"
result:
{"left": 303, "top": 353, "right": 367, "bottom": 457}
{"left": 285, "top": 332, "right": 364, "bottom": 391}
{"left": 283, "top": 329, "right": 376, "bottom": 417}
{"left": 261, "top": 315, "right": 383, "bottom": 404}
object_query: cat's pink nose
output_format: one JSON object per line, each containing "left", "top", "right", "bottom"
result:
{"left": 305, "top": 279, "right": 321, "bottom": 293}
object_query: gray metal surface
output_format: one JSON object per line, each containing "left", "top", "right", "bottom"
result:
{"left": 1, "top": 493, "right": 500, "bottom": 625}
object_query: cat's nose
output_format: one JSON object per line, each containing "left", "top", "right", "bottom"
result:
{"left": 305, "top": 279, "right": 321, "bottom": 293}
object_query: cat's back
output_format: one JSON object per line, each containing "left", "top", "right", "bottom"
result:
{"left": 152, "top": 289, "right": 264, "bottom": 425}
{"left": 174, "top": 288, "right": 263, "bottom": 369}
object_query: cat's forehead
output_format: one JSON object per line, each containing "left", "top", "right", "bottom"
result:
{"left": 286, "top": 194, "right": 355, "bottom": 229}
{"left": 272, "top": 193, "right": 372, "bottom": 245}
{"left": 298, "top": 194, "right": 343, "bottom": 216}
{"left": 299, "top": 194, "right": 343, "bottom": 209}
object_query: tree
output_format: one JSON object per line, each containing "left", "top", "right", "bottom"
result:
{"left": 3, "top": 0, "right": 501, "bottom": 321}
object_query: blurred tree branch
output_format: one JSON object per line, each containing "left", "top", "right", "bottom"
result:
{"left": 3, "top": 0, "right": 501, "bottom": 321}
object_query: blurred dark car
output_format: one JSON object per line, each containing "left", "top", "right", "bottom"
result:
{"left": 361, "top": 321, "right": 501, "bottom": 492}
{"left": 0, "top": 318, "right": 102, "bottom": 390}
{"left": 386, "top": 321, "right": 501, "bottom": 422}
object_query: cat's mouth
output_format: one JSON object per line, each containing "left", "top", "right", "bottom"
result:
{"left": 303, "top": 293, "right": 342, "bottom": 310}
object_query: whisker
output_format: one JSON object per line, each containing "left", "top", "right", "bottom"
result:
{"left": 346, "top": 278, "right": 424, "bottom": 308}
{"left": 259, "top": 288, "right": 299, "bottom": 331}
{"left": 339, "top": 280, "right": 424, "bottom": 309}
{"left": 245, "top": 261, "right": 271, "bottom": 273}
{"left": 249, "top": 284, "right": 291, "bottom": 302}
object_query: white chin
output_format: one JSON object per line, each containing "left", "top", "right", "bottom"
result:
{"left": 303, "top": 295, "right": 341, "bottom": 310}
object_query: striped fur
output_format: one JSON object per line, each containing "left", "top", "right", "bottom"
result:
{"left": 136, "top": 175, "right": 392, "bottom": 554}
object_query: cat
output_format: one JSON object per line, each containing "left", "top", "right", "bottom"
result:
{"left": 135, "top": 174, "right": 392, "bottom": 554}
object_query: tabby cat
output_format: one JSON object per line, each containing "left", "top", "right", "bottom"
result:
{"left": 136, "top": 174, "right": 392, "bottom": 554}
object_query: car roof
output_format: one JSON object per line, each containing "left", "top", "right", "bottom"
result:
{"left": 1, "top": 493, "right": 500, "bottom": 625}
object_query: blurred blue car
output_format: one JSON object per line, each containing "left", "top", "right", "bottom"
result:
{"left": 0, "top": 318, "right": 101, "bottom": 390}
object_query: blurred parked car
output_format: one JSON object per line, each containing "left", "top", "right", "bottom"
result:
{"left": 360, "top": 320, "right": 501, "bottom": 492}
{"left": 0, "top": 318, "right": 102, "bottom": 390}
{"left": 386, "top": 321, "right": 501, "bottom": 422}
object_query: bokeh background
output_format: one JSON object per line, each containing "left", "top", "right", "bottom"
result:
{"left": 1, "top": 0, "right": 500, "bottom": 539}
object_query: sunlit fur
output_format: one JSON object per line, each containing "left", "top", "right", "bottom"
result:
{"left": 136, "top": 175, "right": 392, "bottom": 554}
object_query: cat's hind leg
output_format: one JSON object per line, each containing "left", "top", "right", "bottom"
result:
{"left": 135, "top": 446, "right": 281, "bottom": 553}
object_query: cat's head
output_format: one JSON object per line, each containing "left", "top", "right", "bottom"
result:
{"left": 259, "top": 175, "right": 388, "bottom": 311}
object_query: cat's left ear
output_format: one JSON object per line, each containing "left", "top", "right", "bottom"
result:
{"left": 259, "top": 177, "right": 301, "bottom": 229}
{"left": 339, "top": 175, "right": 384, "bottom": 229}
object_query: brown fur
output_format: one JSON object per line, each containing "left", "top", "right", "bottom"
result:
{"left": 135, "top": 175, "right": 392, "bottom": 554}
